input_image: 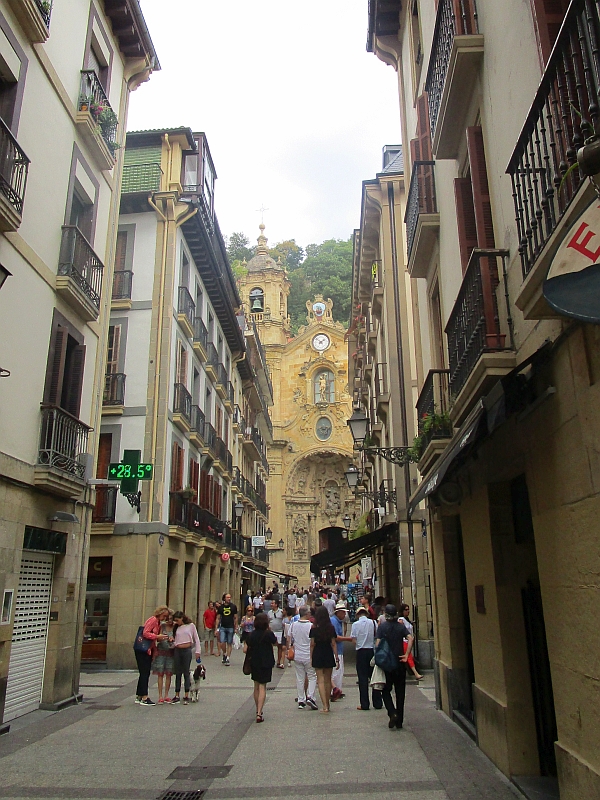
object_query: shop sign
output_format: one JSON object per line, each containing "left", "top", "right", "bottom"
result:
{"left": 220, "top": 552, "right": 230, "bottom": 562}
{"left": 252, "top": 535, "right": 266, "bottom": 547}
{"left": 544, "top": 200, "right": 600, "bottom": 322}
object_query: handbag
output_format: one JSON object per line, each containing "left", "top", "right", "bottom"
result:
{"left": 242, "top": 649, "right": 252, "bottom": 675}
{"left": 133, "top": 625, "right": 153, "bottom": 653}
{"left": 287, "top": 622, "right": 295, "bottom": 661}
{"left": 370, "top": 663, "right": 386, "bottom": 691}
{"left": 374, "top": 636, "right": 398, "bottom": 673}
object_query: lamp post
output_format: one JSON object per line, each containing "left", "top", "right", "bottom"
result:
{"left": 234, "top": 502, "right": 244, "bottom": 530}
{"left": 347, "top": 407, "right": 412, "bottom": 466}
{"left": 344, "top": 465, "right": 360, "bottom": 489}
{"left": 342, "top": 513, "right": 351, "bottom": 540}
{"left": 278, "top": 538, "right": 284, "bottom": 550}
{"left": 265, "top": 528, "right": 272, "bottom": 542}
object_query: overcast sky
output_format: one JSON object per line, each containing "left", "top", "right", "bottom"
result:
{"left": 127, "top": 1, "right": 401, "bottom": 250}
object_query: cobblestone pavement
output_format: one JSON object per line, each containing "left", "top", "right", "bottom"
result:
{"left": 0, "top": 650, "right": 523, "bottom": 800}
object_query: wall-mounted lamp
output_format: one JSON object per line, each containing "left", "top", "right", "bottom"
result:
{"left": 347, "top": 408, "right": 413, "bottom": 466}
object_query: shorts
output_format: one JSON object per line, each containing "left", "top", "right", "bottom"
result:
{"left": 203, "top": 629, "right": 215, "bottom": 642}
{"left": 273, "top": 631, "right": 283, "bottom": 645}
{"left": 219, "top": 627, "right": 234, "bottom": 644}
{"left": 152, "top": 652, "right": 174, "bottom": 675}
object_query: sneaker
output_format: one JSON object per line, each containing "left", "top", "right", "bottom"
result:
{"left": 158, "top": 698, "right": 164, "bottom": 704}
{"left": 225, "top": 657, "right": 230, "bottom": 666}
{"left": 140, "top": 698, "right": 155, "bottom": 706}
{"left": 163, "top": 697, "right": 171, "bottom": 703}
{"left": 306, "top": 697, "right": 318, "bottom": 711}
{"left": 222, "top": 656, "right": 226, "bottom": 664}
{"left": 297, "top": 702, "right": 306, "bottom": 709}
{"left": 182, "top": 697, "right": 189, "bottom": 705}
{"left": 171, "top": 696, "right": 180, "bottom": 704}
{"left": 134, "top": 696, "right": 141, "bottom": 704}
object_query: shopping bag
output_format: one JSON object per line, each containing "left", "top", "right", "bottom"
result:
{"left": 232, "top": 632, "right": 242, "bottom": 650}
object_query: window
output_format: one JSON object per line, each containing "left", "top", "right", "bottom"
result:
{"left": 0, "top": 21, "right": 26, "bottom": 132}
{"left": 203, "top": 148, "right": 214, "bottom": 215}
{"left": 314, "top": 369, "right": 335, "bottom": 403}
{"left": 195, "top": 283, "right": 203, "bottom": 318}
{"left": 411, "top": 0, "right": 423, "bottom": 74}
{"left": 170, "top": 441, "right": 184, "bottom": 492}
{"left": 180, "top": 251, "right": 189, "bottom": 288}
{"left": 176, "top": 342, "right": 187, "bottom": 386}
{"left": 430, "top": 279, "right": 445, "bottom": 369}
{"left": 189, "top": 457, "right": 199, "bottom": 502}
{"left": 106, "top": 325, "right": 120, "bottom": 374}
{"left": 43, "top": 319, "right": 86, "bottom": 419}
{"left": 69, "top": 189, "right": 94, "bottom": 243}
{"left": 250, "top": 287, "right": 264, "bottom": 313}
{"left": 182, "top": 151, "right": 199, "bottom": 191}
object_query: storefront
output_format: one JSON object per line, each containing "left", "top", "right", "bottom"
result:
{"left": 81, "top": 557, "right": 112, "bottom": 662}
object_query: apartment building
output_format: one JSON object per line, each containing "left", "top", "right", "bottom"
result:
{"left": 86, "top": 128, "right": 272, "bottom": 669}
{"left": 347, "top": 145, "right": 434, "bottom": 667}
{"left": 0, "top": 0, "right": 157, "bottom": 728}
{"left": 368, "top": 1, "right": 600, "bottom": 797}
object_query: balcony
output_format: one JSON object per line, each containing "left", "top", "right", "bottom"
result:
{"left": 190, "top": 405, "right": 205, "bottom": 449}
{"left": 103, "top": 372, "right": 125, "bottom": 413}
{"left": 168, "top": 493, "right": 224, "bottom": 546}
{"left": 375, "top": 362, "right": 389, "bottom": 420}
{"left": 35, "top": 405, "right": 91, "bottom": 497}
{"left": 232, "top": 465, "right": 242, "bottom": 494}
{"left": 205, "top": 343, "right": 219, "bottom": 383}
{"left": 232, "top": 405, "right": 245, "bottom": 434}
{"left": 77, "top": 71, "right": 118, "bottom": 170}
{"left": 445, "top": 250, "right": 515, "bottom": 425}
{"left": 121, "top": 163, "right": 162, "bottom": 194}
{"left": 405, "top": 161, "right": 439, "bottom": 278}
{"left": 92, "top": 486, "right": 117, "bottom": 525}
{"left": 507, "top": 0, "right": 599, "bottom": 320}
{"left": 56, "top": 226, "right": 104, "bottom": 321}
{"left": 212, "top": 436, "right": 228, "bottom": 476}
{"left": 202, "top": 421, "right": 217, "bottom": 459}
{"left": 0, "top": 117, "right": 29, "bottom": 231}
{"left": 415, "top": 370, "right": 453, "bottom": 474}
{"left": 177, "top": 286, "right": 195, "bottom": 338}
{"left": 224, "top": 381, "right": 234, "bottom": 413}
{"left": 425, "top": 0, "right": 483, "bottom": 158}
{"left": 371, "top": 263, "right": 384, "bottom": 317}
{"left": 192, "top": 317, "right": 208, "bottom": 361}
{"left": 215, "top": 363, "right": 228, "bottom": 400}
{"left": 173, "top": 383, "right": 192, "bottom": 432}
{"left": 112, "top": 270, "right": 133, "bottom": 309}
{"left": 6, "top": 0, "right": 51, "bottom": 42}
{"left": 243, "top": 425, "right": 265, "bottom": 463}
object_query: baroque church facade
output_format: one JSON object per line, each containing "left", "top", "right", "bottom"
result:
{"left": 238, "top": 227, "right": 358, "bottom": 583}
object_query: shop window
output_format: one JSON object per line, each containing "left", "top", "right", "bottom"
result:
{"left": 82, "top": 556, "right": 112, "bottom": 662}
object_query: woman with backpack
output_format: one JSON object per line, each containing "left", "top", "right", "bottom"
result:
{"left": 375, "top": 604, "right": 413, "bottom": 729}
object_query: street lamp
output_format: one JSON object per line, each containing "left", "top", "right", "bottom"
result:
{"left": 278, "top": 538, "right": 284, "bottom": 550}
{"left": 344, "top": 465, "right": 360, "bottom": 489}
{"left": 265, "top": 528, "right": 272, "bottom": 542}
{"left": 342, "top": 514, "right": 351, "bottom": 540}
{"left": 347, "top": 407, "right": 413, "bottom": 467}
{"left": 347, "top": 408, "right": 369, "bottom": 447}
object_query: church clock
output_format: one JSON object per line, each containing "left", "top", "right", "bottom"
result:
{"left": 312, "top": 333, "right": 330, "bottom": 352}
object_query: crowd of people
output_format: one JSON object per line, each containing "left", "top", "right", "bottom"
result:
{"left": 134, "top": 583, "right": 420, "bottom": 729}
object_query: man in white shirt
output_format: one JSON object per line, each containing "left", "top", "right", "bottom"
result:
{"left": 323, "top": 592, "right": 336, "bottom": 616}
{"left": 286, "top": 590, "right": 297, "bottom": 611}
{"left": 252, "top": 592, "right": 263, "bottom": 613}
{"left": 351, "top": 606, "right": 381, "bottom": 710}
{"left": 289, "top": 606, "right": 317, "bottom": 710}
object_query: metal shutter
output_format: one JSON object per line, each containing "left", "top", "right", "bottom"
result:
{"left": 4, "top": 553, "right": 54, "bottom": 721}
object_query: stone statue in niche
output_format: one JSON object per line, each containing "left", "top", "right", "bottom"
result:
{"left": 292, "top": 514, "right": 308, "bottom": 553}
{"left": 294, "top": 465, "right": 310, "bottom": 495}
{"left": 324, "top": 481, "right": 341, "bottom": 523}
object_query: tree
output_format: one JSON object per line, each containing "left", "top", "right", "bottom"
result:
{"left": 268, "top": 239, "right": 304, "bottom": 271}
{"left": 226, "top": 231, "right": 254, "bottom": 264}
{"left": 301, "top": 238, "right": 354, "bottom": 326}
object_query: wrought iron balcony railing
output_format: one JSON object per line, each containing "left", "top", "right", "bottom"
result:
{"left": 445, "top": 249, "right": 512, "bottom": 398}
{"left": 203, "top": 421, "right": 216, "bottom": 451}
{"left": 121, "top": 163, "right": 162, "bottom": 194}
{"left": 173, "top": 382, "right": 192, "bottom": 423}
{"left": 193, "top": 316, "right": 208, "bottom": 350}
{"left": 233, "top": 405, "right": 245, "bottom": 430}
{"left": 34, "top": 0, "right": 52, "bottom": 27}
{"left": 112, "top": 270, "right": 133, "bottom": 300}
{"left": 232, "top": 465, "right": 242, "bottom": 489}
{"left": 79, "top": 70, "right": 118, "bottom": 153}
{"left": 405, "top": 161, "right": 437, "bottom": 260}
{"left": 206, "top": 342, "right": 219, "bottom": 367}
{"left": 425, "top": 0, "right": 479, "bottom": 141}
{"left": 178, "top": 286, "right": 195, "bottom": 329}
{"left": 191, "top": 405, "right": 205, "bottom": 438}
{"left": 507, "top": 0, "right": 598, "bottom": 278}
{"left": 416, "top": 369, "right": 452, "bottom": 455}
{"left": 38, "top": 405, "right": 91, "bottom": 479}
{"left": 103, "top": 372, "right": 125, "bottom": 405}
{"left": 58, "top": 226, "right": 104, "bottom": 311}
{"left": 214, "top": 436, "right": 227, "bottom": 463}
{"left": 92, "top": 485, "right": 117, "bottom": 523}
{"left": 0, "top": 116, "right": 29, "bottom": 217}
{"left": 216, "top": 362, "right": 228, "bottom": 387}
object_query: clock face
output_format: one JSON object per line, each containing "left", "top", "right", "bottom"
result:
{"left": 312, "top": 333, "right": 330, "bottom": 352}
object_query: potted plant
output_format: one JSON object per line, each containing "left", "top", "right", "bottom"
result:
{"left": 178, "top": 486, "right": 195, "bottom": 501}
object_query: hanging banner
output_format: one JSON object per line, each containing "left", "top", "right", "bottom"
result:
{"left": 544, "top": 200, "right": 600, "bottom": 323}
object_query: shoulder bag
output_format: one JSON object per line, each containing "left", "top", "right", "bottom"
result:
{"left": 287, "top": 622, "right": 295, "bottom": 661}
{"left": 374, "top": 635, "right": 398, "bottom": 673}
{"left": 133, "top": 624, "right": 153, "bottom": 653}
{"left": 243, "top": 630, "right": 267, "bottom": 675}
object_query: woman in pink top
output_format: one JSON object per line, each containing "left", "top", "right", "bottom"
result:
{"left": 171, "top": 611, "right": 202, "bottom": 705}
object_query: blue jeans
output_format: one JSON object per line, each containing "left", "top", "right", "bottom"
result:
{"left": 219, "top": 627, "right": 234, "bottom": 644}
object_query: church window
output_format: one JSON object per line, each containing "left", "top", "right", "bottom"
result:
{"left": 314, "top": 369, "right": 335, "bottom": 403}
{"left": 250, "top": 287, "right": 264, "bottom": 313}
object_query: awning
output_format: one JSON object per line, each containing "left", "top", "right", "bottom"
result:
{"left": 266, "top": 569, "right": 298, "bottom": 582}
{"left": 242, "top": 564, "right": 267, "bottom": 577}
{"left": 408, "top": 400, "right": 486, "bottom": 517}
{"left": 309, "top": 523, "right": 395, "bottom": 574}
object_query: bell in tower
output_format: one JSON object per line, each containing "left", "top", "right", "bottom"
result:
{"left": 250, "top": 288, "right": 264, "bottom": 313}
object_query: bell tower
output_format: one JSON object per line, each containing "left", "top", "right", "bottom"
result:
{"left": 238, "top": 224, "right": 290, "bottom": 347}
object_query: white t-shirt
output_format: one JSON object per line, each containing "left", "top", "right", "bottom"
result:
{"left": 287, "top": 593, "right": 297, "bottom": 608}
{"left": 253, "top": 596, "right": 263, "bottom": 610}
{"left": 289, "top": 619, "right": 312, "bottom": 661}
{"left": 323, "top": 598, "right": 336, "bottom": 616}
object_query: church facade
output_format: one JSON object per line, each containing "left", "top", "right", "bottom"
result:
{"left": 238, "top": 228, "right": 357, "bottom": 584}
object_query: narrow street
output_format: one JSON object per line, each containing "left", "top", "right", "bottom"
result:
{"left": 0, "top": 652, "right": 521, "bottom": 800}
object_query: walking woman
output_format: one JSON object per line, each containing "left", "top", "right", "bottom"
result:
{"left": 152, "top": 610, "right": 176, "bottom": 703}
{"left": 400, "top": 603, "right": 423, "bottom": 680}
{"left": 245, "top": 612, "right": 276, "bottom": 722}
{"left": 135, "top": 605, "right": 171, "bottom": 705}
{"left": 309, "top": 606, "right": 339, "bottom": 713}
{"left": 239, "top": 605, "right": 255, "bottom": 643}
{"left": 171, "top": 611, "right": 202, "bottom": 705}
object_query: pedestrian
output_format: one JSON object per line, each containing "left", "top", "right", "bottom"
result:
{"left": 171, "top": 611, "right": 202, "bottom": 705}
{"left": 239, "top": 605, "right": 255, "bottom": 643}
{"left": 400, "top": 603, "right": 423, "bottom": 680}
{"left": 360, "top": 594, "right": 375, "bottom": 619}
{"left": 253, "top": 591, "right": 263, "bottom": 614}
{"left": 351, "top": 606, "right": 382, "bottom": 711}
{"left": 310, "top": 606, "right": 339, "bottom": 714}
{"left": 286, "top": 588, "right": 297, "bottom": 612}
{"left": 263, "top": 592, "right": 273, "bottom": 614}
{"left": 135, "top": 605, "right": 171, "bottom": 705}
{"left": 283, "top": 605, "right": 300, "bottom": 666}
{"left": 202, "top": 601, "right": 218, "bottom": 657}
{"left": 216, "top": 592, "right": 238, "bottom": 665}
{"left": 290, "top": 606, "right": 318, "bottom": 710}
{"left": 323, "top": 592, "right": 336, "bottom": 617}
{"left": 331, "top": 603, "right": 353, "bottom": 700}
{"left": 245, "top": 612, "right": 276, "bottom": 723}
{"left": 152, "top": 609, "right": 176, "bottom": 703}
{"left": 243, "top": 590, "right": 252, "bottom": 610}
{"left": 267, "top": 599, "right": 285, "bottom": 668}
{"left": 376, "top": 603, "right": 413, "bottom": 729}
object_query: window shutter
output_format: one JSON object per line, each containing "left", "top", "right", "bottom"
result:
{"left": 107, "top": 325, "right": 120, "bottom": 374}
{"left": 454, "top": 177, "right": 478, "bottom": 273}
{"left": 114, "top": 231, "right": 127, "bottom": 271}
{"left": 44, "top": 325, "right": 68, "bottom": 406}
{"left": 177, "top": 346, "right": 187, "bottom": 386}
{"left": 97, "top": 433, "right": 112, "bottom": 479}
{"left": 63, "top": 344, "right": 86, "bottom": 418}
{"left": 410, "top": 138, "right": 421, "bottom": 163}
{"left": 453, "top": 0, "right": 477, "bottom": 34}
{"left": 530, "top": 0, "right": 569, "bottom": 63}
{"left": 171, "top": 442, "right": 184, "bottom": 492}
{"left": 416, "top": 93, "right": 432, "bottom": 161}
{"left": 467, "top": 126, "right": 495, "bottom": 250}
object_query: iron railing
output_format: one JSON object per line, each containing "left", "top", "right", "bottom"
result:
{"left": 191, "top": 405, "right": 205, "bottom": 439}
{"left": 193, "top": 316, "right": 208, "bottom": 350}
{"left": 507, "top": 0, "right": 600, "bottom": 278}
{"left": 112, "top": 270, "right": 133, "bottom": 300}
{"left": 226, "top": 381, "right": 235, "bottom": 407}
{"left": 92, "top": 486, "right": 117, "bottom": 523}
{"left": 233, "top": 405, "right": 245, "bottom": 429}
{"left": 34, "top": 0, "right": 52, "bottom": 27}
{"left": 79, "top": 71, "right": 118, "bottom": 154}
{"left": 375, "top": 362, "right": 388, "bottom": 397}
{"left": 216, "top": 363, "right": 228, "bottom": 388}
{"left": 203, "top": 421, "right": 216, "bottom": 452}
{"left": 121, "top": 163, "right": 162, "bottom": 194}
{"left": 445, "top": 250, "right": 511, "bottom": 397}
{"left": 38, "top": 405, "right": 91, "bottom": 479}
{"left": 0, "top": 116, "right": 29, "bottom": 217}
{"left": 178, "top": 286, "right": 195, "bottom": 329}
{"left": 214, "top": 436, "right": 227, "bottom": 464}
{"left": 425, "top": 0, "right": 479, "bottom": 141}
{"left": 226, "top": 449, "right": 233, "bottom": 475}
{"left": 405, "top": 161, "right": 437, "bottom": 260}
{"left": 206, "top": 342, "right": 219, "bottom": 369}
{"left": 416, "top": 369, "right": 452, "bottom": 454}
{"left": 173, "top": 382, "right": 192, "bottom": 423}
{"left": 232, "top": 466, "right": 242, "bottom": 490}
{"left": 254, "top": 546, "right": 269, "bottom": 563}
{"left": 58, "top": 226, "right": 104, "bottom": 311}
{"left": 103, "top": 372, "right": 125, "bottom": 405}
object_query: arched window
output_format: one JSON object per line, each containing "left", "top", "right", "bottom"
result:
{"left": 249, "top": 287, "right": 264, "bottom": 313}
{"left": 314, "top": 369, "right": 335, "bottom": 403}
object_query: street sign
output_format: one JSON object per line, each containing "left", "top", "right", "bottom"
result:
{"left": 252, "top": 535, "right": 266, "bottom": 547}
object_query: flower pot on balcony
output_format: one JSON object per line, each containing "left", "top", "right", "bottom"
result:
{"left": 178, "top": 487, "right": 195, "bottom": 501}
